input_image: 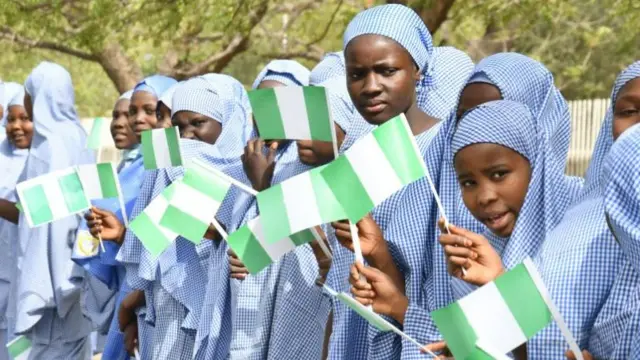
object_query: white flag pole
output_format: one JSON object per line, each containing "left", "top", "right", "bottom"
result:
{"left": 310, "top": 226, "right": 332, "bottom": 260}
{"left": 211, "top": 217, "right": 228, "bottom": 241}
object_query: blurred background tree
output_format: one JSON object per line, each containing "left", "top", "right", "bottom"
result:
{"left": 0, "top": 0, "right": 637, "bottom": 116}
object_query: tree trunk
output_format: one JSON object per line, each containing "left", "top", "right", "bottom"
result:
{"left": 96, "top": 42, "right": 144, "bottom": 93}
{"left": 386, "top": 0, "right": 456, "bottom": 34}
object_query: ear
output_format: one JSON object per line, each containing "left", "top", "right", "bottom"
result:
{"left": 413, "top": 65, "right": 422, "bottom": 83}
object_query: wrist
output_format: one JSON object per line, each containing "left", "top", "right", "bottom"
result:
{"left": 389, "top": 294, "right": 409, "bottom": 325}
{"left": 365, "top": 242, "right": 391, "bottom": 268}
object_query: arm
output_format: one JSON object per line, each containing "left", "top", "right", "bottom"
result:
{"left": 0, "top": 198, "right": 19, "bottom": 224}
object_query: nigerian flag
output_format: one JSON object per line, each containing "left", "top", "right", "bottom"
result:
{"left": 76, "top": 163, "right": 122, "bottom": 200}
{"left": 226, "top": 216, "right": 318, "bottom": 274}
{"left": 86, "top": 117, "right": 107, "bottom": 150}
{"left": 6, "top": 335, "right": 31, "bottom": 360}
{"left": 141, "top": 127, "right": 183, "bottom": 170}
{"left": 159, "top": 161, "right": 232, "bottom": 244}
{"left": 320, "top": 114, "right": 427, "bottom": 222}
{"left": 256, "top": 165, "right": 346, "bottom": 243}
{"left": 431, "top": 258, "right": 563, "bottom": 359}
{"left": 16, "top": 167, "right": 91, "bottom": 227}
{"left": 248, "top": 86, "right": 334, "bottom": 142}
{"left": 129, "top": 182, "right": 179, "bottom": 256}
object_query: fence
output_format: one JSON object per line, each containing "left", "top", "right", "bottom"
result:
{"left": 81, "top": 98, "right": 609, "bottom": 177}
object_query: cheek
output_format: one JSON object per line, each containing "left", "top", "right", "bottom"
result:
{"left": 613, "top": 117, "right": 640, "bottom": 140}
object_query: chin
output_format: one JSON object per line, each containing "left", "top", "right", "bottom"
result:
{"left": 359, "top": 110, "right": 394, "bottom": 126}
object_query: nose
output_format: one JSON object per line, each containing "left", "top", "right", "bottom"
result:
{"left": 180, "top": 126, "right": 195, "bottom": 140}
{"left": 476, "top": 184, "right": 498, "bottom": 207}
{"left": 362, "top": 73, "right": 382, "bottom": 96}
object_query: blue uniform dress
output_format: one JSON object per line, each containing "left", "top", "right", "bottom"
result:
{"left": 13, "top": 62, "right": 96, "bottom": 359}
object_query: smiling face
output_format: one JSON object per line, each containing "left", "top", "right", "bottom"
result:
{"left": 5, "top": 105, "right": 33, "bottom": 149}
{"left": 110, "top": 98, "right": 137, "bottom": 149}
{"left": 613, "top": 77, "right": 640, "bottom": 140}
{"left": 345, "top": 34, "right": 420, "bottom": 125}
{"left": 172, "top": 110, "right": 222, "bottom": 145}
{"left": 128, "top": 91, "right": 159, "bottom": 140}
{"left": 454, "top": 143, "right": 532, "bottom": 238}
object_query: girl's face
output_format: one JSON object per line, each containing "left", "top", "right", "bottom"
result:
{"left": 156, "top": 102, "right": 173, "bottom": 129}
{"left": 613, "top": 77, "right": 640, "bottom": 140}
{"left": 111, "top": 99, "right": 137, "bottom": 150}
{"left": 456, "top": 83, "right": 502, "bottom": 120}
{"left": 23, "top": 93, "right": 33, "bottom": 121}
{"left": 296, "top": 124, "right": 345, "bottom": 166}
{"left": 345, "top": 34, "right": 420, "bottom": 125}
{"left": 172, "top": 110, "right": 222, "bottom": 145}
{"left": 6, "top": 105, "right": 33, "bottom": 149}
{"left": 129, "top": 91, "right": 159, "bottom": 140}
{"left": 454, "top": 143, "right": 532, "bottom": 238}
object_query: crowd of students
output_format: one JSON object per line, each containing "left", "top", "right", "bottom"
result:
{"left": 0, "top": 3, "right": 639, "bottom": 360}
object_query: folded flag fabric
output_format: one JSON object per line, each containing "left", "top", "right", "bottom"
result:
{"left": 6, "top": 335, "right": 31, "bottom": 360}
{"left": 129, "top": 182, "right": 179, "bottom": 256}
{"left": 141, "top": 126, "right": 183, "bottom": 170}
{"left": 320, "top": 114, "right": 427, "bottom": 222}
{"left": 159, "top": 161, "right": 232, "bottom": 244}
{"left": 257, "top": 165, "right": 346, "bottom": 244}
{"left": 431, "top": 258, "right": 556, "bottom": 359}
{"left": 16, "top": 167, "right": 91, "bottom": 227}
{"left": 226, "top": 216, "right": 318, "bottom": 274}
{"left": 248, "top": 85, "right": 335, "bottom": 142}
{"left": 87, "top": 117, "right": 107, "bottom": 150}
{"left": 76, "top": 163, "right": 122, "bottom": 200}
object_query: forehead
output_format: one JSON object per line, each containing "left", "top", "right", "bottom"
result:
{"left": 130, "top": 90, "right": 157, "bottom": 105}
{"left": 345, "top": 34, "right": 413, "bottom": 65}
{"left": 616, "top": 77, "right": 640, "bottom": 102}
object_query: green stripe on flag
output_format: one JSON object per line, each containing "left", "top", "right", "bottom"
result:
{"left": 129, "top": 212, "right": 172, "bottom": 256}
{"left": 141, "top": 130, "right": 157, "bottom": 169}
{"left": 7, "top": 335, "right": 31, "bottom": 357}
{"left": 58, "top": 173, "right": 89, "bottom": 213}
{"left": 495, "top": 263, "right": 551, "bottom": 338}
{"left": 160, "top": 205, "right": 207, "bottom": 244}
{"left": 431, "top": 301, "right": 478, "bottom": 360}
{"left": 303, "top": 86, "right": 333, "bottom": 142}
{"left": 22, "top": 185, "right": 52, "bottom": 225}
{"left": 310, "top": 166, "right": 346, "bottom": 223}
{"left": 87, "top": 117, "right": 104, "bottom": 149}
{"left": 256, "top": 185, "right": 290, "bottom": 244}
{"left": 373, "top": 116, "right": 425, "bottom": 184}
{"left": 227, "top": 225, "right": 272, "bottom": 274}
{"left": 165, "top": 127, "right": 182, "bottom": 166}
{"left": 184, "top": 168, "right": 229, "bottom": 201}
{"left": 248, "top": 88, "right": 286, "bottom": 140}
{"left": 97, "top": 163, "right": 119, "bottom": 198}
{"left": 321, "top": 156, "right": 375, "bottom": 222}
{"left": 289, "top": 228, "right": 315, "bottom": 246}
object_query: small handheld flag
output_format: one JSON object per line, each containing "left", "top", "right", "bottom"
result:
{"left": 141, "top": 127, "right": 183, "bottom": 170}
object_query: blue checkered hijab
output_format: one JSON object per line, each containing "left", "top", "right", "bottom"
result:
{"left": 251, "top": 60, "right": 310, "bottom": 89}
{"left": 309, "top": 52, "right": 345, "bottom": 85}
{"left": 133, "top": 74, "right": 177, "bottom": 98}
{"left": 581, "top": 61, "right": 640, "bottom": 199}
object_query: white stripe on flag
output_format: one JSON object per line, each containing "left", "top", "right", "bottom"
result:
{"left": 76, "top": 165, "right": 102, "bottom": 199}
{"left": 171, "top": 182, "right": 221, "bottom": 223}
{"left": 152, "top": 129, "right": 172, "bottom": 168}
{"left": 42, "top": 174, "right": 75, "bottom": 217}
{"left": 146, "top": 195, "right": 179, "bottom": 240}
{"left": 346, "top": 135, "right": 403, "bottom": 205}
{"left": 458, "top": 282, "right": 527, "bottom": 355}
{"left": 249, "top": 217, "right": 296, "bottom": 260}
{"left": 274, "top": 86, "right": 311, "bottom": 139}
{"left": 281, "top": 172, "right": 322, "bottom": 234}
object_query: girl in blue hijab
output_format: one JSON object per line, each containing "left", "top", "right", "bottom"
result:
{"left": 2, "top": 62, "right": 95, "bottom": 359}
{"left": 0, "top": 84, "right": 29, "bottom": 360}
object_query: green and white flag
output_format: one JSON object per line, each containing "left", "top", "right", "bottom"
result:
{"left": 431, "top": 258, "right": 579, "bottom": 360}
{"left": 227, "top": 216, "right": 318, "bottom": 274}
{"left": 16, "top": 168, "right": 91, "bottom": 227}
{"left": 87, "top": 117, "right": 107, "bottom": 150}
{"left": 129, "top": 182, "right": 179, "bottom": 256}
{"left": 76, "top": 163, "right": 122, "bottom": 200}
{"left": 6, "top": 335, "right": 31, "bottom": 360}
{"left": 257, "top": 165, "right": 346, "bottom": 244}
{"left": 320, "top": 114, "right": 427, "bottom": 222}
{"left": 248, "top": 86, "right": 335, "bottom": 142}
{"left": 159, "top": 161, "right": 232, "bottom": 244}
{"left": 141, "top": 127, "right": 183, "bottom": 170}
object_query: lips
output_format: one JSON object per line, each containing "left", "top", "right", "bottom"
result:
{"left": 483, "top": 211, "right": 510, "bottom": 232}
{"left": 362, "top": 101, "right": 387, "bottom": 114}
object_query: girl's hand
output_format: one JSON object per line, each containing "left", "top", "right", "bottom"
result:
{"left": 85, "top": 207, "right": 125, "bottom": 244}
{"left": 241, "top": 138, "right": 277, "bottom": 192}
{"left": 118, "top": 290, "right": 145, "bottom": 332}
{"left": 438, "top": 218, "right": 504, "bottom": 286}
{"left": 309, "top": 227, "right": 332, "bottom": 286}
{"left": 421, "top": 341, "right": 452, "bottom": 359}
{"left": 350, "top": 262, "right": 408, "bottom": 325}
{"left": 331, "top": 215, "right": 389, "bottom": 265}
{"left": 228, "top": 248, "right": 249, "bottom": 280}
{"left": 123, "top": 319, "right": 139, "bottom": 355}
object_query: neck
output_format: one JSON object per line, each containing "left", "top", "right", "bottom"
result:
{"left": 404, "top": 103, "right": 438, "bottom": 135}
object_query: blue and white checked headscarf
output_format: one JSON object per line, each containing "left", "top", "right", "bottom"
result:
{"left": 133, "top": 74, "right": 177, "bottom": 98}
{"left": 527, "top": 63, "right": 640, "bottom": 359}
{"left": 309, "top": 52, "right": 345, "bottom": 85}
{"left": 13, "top": 62, "right": 95, "bottom": 338}
{"left": 251, "top": 60, "right": 310, "bottom": 89}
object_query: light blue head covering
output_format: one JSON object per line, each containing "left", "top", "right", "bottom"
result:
{"left": 158, "top": 82, "right": 181, "bottom": 109}
{"left": 251, "top": 60, "right": 310, "bottom": 89}
{"left": 309, "top": 52, "right": 345, "bottom": 85}
{"left": 118, "top": 89, "right": 133, "bottom": 101}
{"left": 1, "top": 82, "right": 24, "bottom": 126}
{"left": 14, "top": 62, "right": 95, "bottom": 335}
{"left": 133, "top": 74, "right": 177, "bottom": 98}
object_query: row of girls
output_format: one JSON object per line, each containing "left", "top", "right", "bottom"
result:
{"left": 1, "top": 3, "right": 639, "bottom": 360}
